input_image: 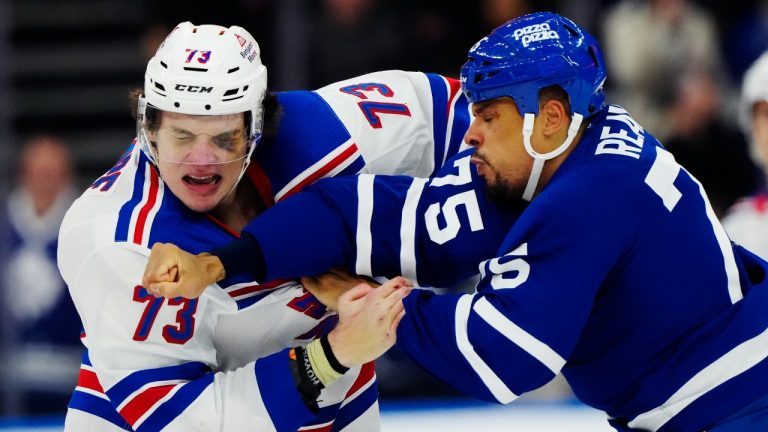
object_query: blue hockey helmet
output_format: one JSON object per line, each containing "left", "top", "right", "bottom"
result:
{"left": 460, "top": 12, "right": 606, "bottom": 117}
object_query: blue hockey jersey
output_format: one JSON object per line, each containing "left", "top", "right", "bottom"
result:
{"left": 234, "top": 105, "right": 768, "bottom": 432}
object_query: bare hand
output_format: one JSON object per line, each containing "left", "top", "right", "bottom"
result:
{"left": 141, "top": 242, "right": 225, "bottom": 298}
{"left": 327, "top": 276, "right": 412, "bottom": 367}
{"left": 300, "top": 268, "right": 380, "bottom": 311}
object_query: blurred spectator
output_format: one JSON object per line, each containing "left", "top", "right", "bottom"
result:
{"left": 479, "top": 0, "right": 532, "bottom": 30}
{"left": 307, "top": 0, "right": 407, "bottom": 88}
{"left": 723, "top": 52, "right": 768, "bottom": 259}
{"left": 140, "top": 0, "right": 278, "bottom": 74}
{"left": 2, "top": 135, "right": 81, "bottom": 413}
{"left": 722, "top": 0, "right": 768, "bottom": 82}
{"left": 601, "top": 0, "right": 725, "bottom": 141}
{"left": 389, "top": 0, "right": 534, "bottom": 82}
{"left": 663, "top": 71, "right": 761, "bottom": 217}
{"left": 398, "top": 1, "right": 473, "bottom": 76}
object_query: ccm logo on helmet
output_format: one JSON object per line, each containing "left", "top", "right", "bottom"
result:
{"left": 513, "top": 23, "right": 559, "bottom": 47}
{"left": 175, "top": 84, "right": 214, "bottom": 93}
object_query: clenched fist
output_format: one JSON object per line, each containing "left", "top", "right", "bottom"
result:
{"left": 142, "top": 242, "right": 225, "bottom": 298}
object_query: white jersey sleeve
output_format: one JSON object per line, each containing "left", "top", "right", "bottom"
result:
{"left": 253, "top": 70, "right": 471, "bottom": 202}
{"left": 722, "top": 194, "right": 768, "bottom": 260}
{"left": 314, "top": 70, "right": 469, "bottom": 177}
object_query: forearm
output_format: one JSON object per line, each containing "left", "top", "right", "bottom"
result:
{"left": 213, "top": 185, "right": 355, "bottom": 281}
{"left": 211, "top": 232, "right": 267, "bottom": 281}
{"left": 396, "top": 290, "right": 563, "bottom": 404}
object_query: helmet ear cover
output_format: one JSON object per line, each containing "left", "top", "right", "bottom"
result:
{"left": 460, "top": 12, "right": 606, "bottom": 118}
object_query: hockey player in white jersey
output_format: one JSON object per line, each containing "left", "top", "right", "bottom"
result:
{"left": 144, "top": 13, "right": 768, "bottom": 431}
{"left": 54, "top": 21, "right": 457, "bottom": 431}
{"left": 722, "top": 51, "right": 768, "bottom": 260}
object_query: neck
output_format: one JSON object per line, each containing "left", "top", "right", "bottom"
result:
{"left": 210, "top": 182, "right": 264, "bottom": 233}
{"left": 532, "top": 124, "right": 586, "bottom": 196}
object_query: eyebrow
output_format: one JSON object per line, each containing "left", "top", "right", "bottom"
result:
{"left": 169, "top": 127, "right": 240, "bottom": 137}
{"left": 170, "top": 127, "right": 193, "bottom": 135}
{"left": 472, "top": 101, "right": 496, "bottom": 116}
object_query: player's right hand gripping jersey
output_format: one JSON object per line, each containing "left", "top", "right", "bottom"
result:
{"left": 253, "top": 70, "right": 470, "bottom": 202}
{"left": 58, "top": 144, "right": 377, "bottom": 432}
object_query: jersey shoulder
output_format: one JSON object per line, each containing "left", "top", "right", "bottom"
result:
{"left": 556, "top": 105, "right": 671, "bottom": 203}
{"left": 60, "top": 143, "right": 145, "bottom": 242}
{"left": 723, "top": 193, "right": 768, "bottom": 236}
{"left": 725, "top": 193, "right": 768, "bottom": 217}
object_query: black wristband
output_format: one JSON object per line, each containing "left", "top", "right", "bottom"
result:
{"left": 210, "top": 232, "right": 266, "bottom": 281}
{"left": 288, "top": 346, "right": 323, "bottom": 413}
{"left": 320, "top": 334, "right": 349, "bottom": 374}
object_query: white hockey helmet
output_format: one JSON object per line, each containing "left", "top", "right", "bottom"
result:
{"left": 740, "top": 52, "right": 768, "bottom": 134}
{"left": 740, "top": 51, "right": 768, "bottom": 166}
{"left": 137, "top": 21, "right": 268, "bottom": 167}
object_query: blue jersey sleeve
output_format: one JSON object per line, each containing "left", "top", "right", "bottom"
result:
{"left": 396, "top": 179, "right": 625, "bottom": 403}
{"left": 396, "top": 106, "right": 768, "bottom": 431}
{"left": 239, "top": 150, "right": 519, "bottom": 287}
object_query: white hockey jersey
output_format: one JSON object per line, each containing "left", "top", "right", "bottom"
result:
{"left": 59, "top": 145, "right": 377, "bottom": 432}
{"left": 59, "top": 70, "right": 471, "bottom": 431}
{"left": 722, "top": 193, "right": 768, "bottom": 261}
{"left": 252, "top": 70, "right": 470, "bottom": 202}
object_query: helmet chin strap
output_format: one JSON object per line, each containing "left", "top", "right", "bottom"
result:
{"left": 521, "top": 112, "right": 584, "bottom": 201}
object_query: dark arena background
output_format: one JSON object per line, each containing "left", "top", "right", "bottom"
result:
{"left": 0, "top": 0, "right": 763, "bottom": 430}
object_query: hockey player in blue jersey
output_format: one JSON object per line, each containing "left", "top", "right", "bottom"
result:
{"left": 55, "top": 19, "right": 490, "bottom": 431}
{"left": 144, "top": 12, "right": 768, "bottom": 431}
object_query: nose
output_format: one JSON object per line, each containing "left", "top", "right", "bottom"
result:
{"left": 186, "top": 136, "right": 219, "bottom": 164}
{"left": 464, "top": 119, "right": 481, "bottom": 148}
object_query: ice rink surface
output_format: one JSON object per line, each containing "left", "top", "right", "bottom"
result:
{"left": 0, "top": 399, "right": 615, "bottom": 431}
{"left": 380, "top": 399, "right": 614, "bottom": 432}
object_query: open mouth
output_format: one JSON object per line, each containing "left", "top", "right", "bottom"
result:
{"left": 183, "top": 174, "right": 222, "bottom": 186}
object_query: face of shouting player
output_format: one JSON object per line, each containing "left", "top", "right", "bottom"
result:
{"left": 464, "top": 95, "right": 577, "bottom": 202}
{"left": 464, "top": 97, "right": 535, "bottom": 201}
{"left": 150, "top": 112, "right": 248, "bottom": 213}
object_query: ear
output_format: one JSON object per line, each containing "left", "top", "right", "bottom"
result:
{"left": 539, "top": 99, "right": 569, "bottom": 137}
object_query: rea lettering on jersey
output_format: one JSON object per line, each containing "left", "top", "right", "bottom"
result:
{"left": 513, "top": 23, "right": 559, "bottom": 47}
{"left": 595, "top": 106, "right": 645, "bottom": 159}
